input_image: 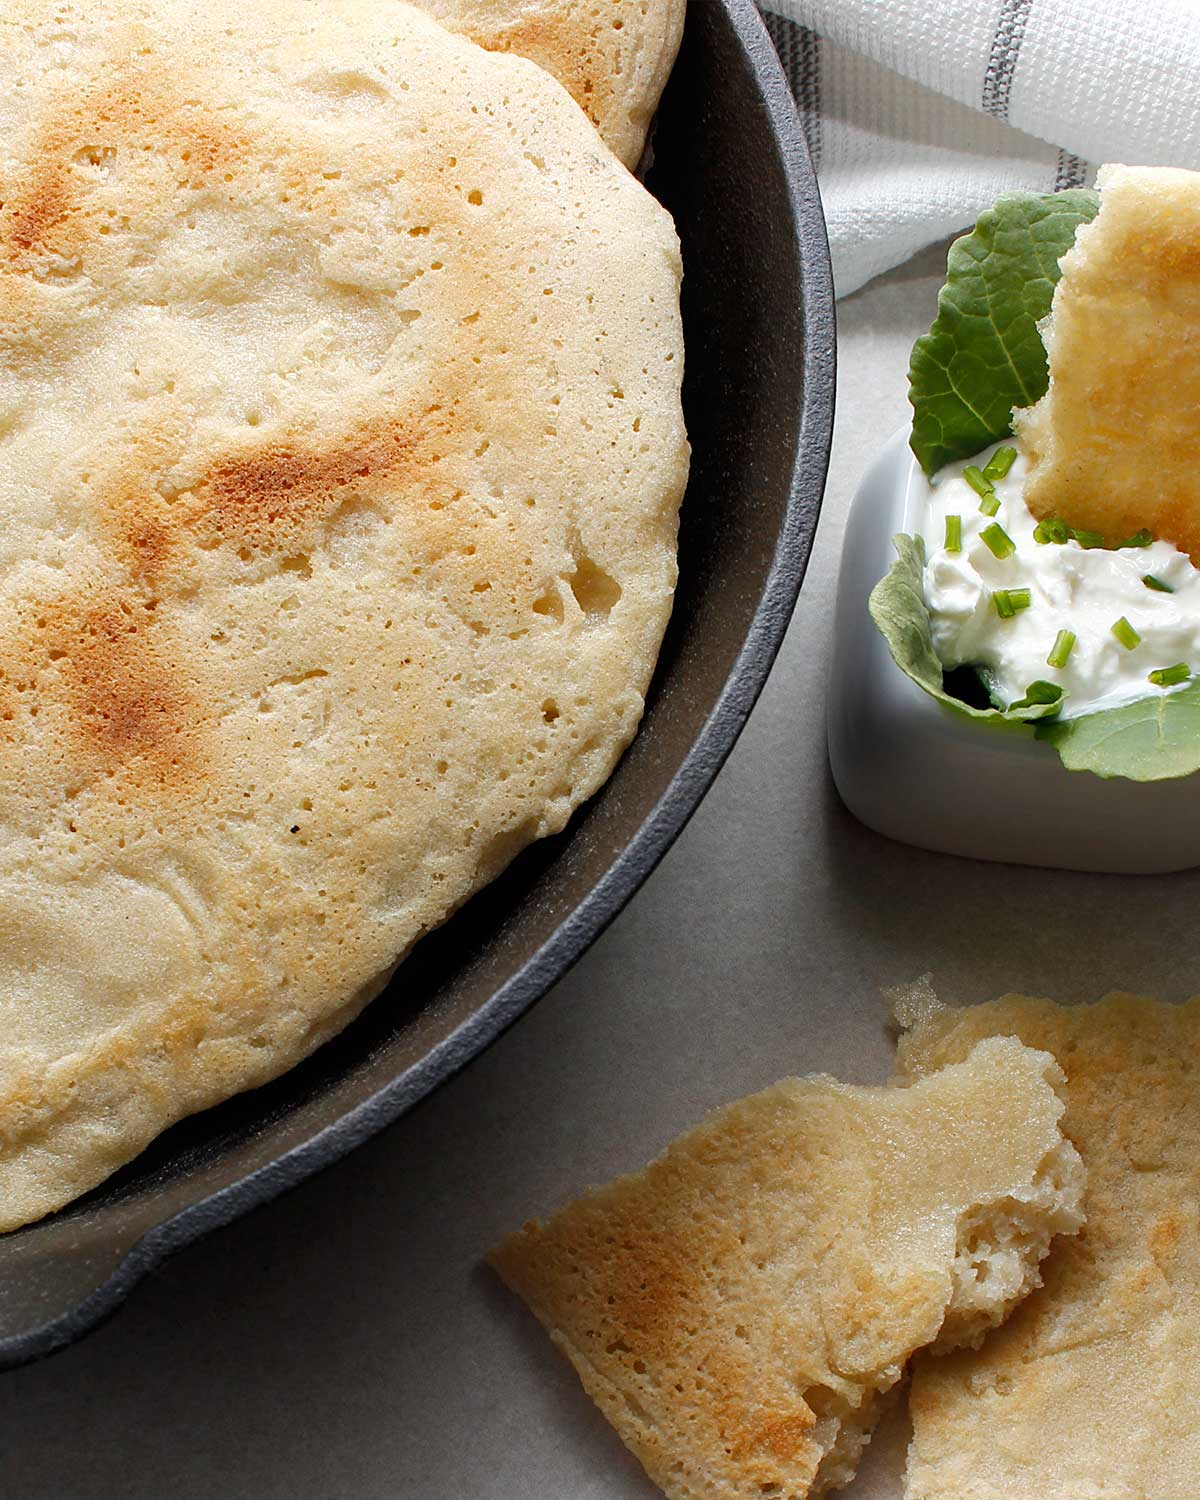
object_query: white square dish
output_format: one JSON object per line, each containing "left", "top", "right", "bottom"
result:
{"left": 828, "top": 428, "right": 1200, "bottom": 874}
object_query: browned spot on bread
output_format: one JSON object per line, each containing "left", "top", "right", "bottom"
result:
{"left": 89, "top": 419, "right": 191, "bottom": 580}
{"left": 0, "top": 64, "right": 255, "bottom": 271}
{"left": 1096, "top": 219, "right": 1200, "bottom": 285}
{"left": 600, "top": 1226, "right": 695, "bottom": 1363}
{"left": 0, "top": 670, "right": 20, "bottom": 739}
{"left": 0, "top": 586, "right": 209, "bottom": 791}
{"left": 1149, "top": 1208, "right": 1188, "bottom": 1276}
{"left": 122, "top": 514, "right": 175, "bottom": 577}
{"left": 195, "top": 417, "right": 436, "bottom": 552}
{"left": 65, "top": 70, "right": 252, "bottom": 181}
{"left": 743, "top": 1409, "right": 819, "bottom": 1461}
{"left": 60, "top": 594, "right": 204, "bottom": 782}
{"left": 506, "top": 1206, "right": 822, "bottom": 1485}
{"left": 93, "top": 407, "right": 456, "bottom": 570}
{"left": 3, "top": 164, "right": 74, "bottom": 261}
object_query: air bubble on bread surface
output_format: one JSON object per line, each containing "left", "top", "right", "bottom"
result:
{"left": 568, "top": 554, "right": 622, "bottom": 619}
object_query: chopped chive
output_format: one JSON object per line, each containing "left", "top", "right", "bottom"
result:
{"left": 980, "top": 522, "right": 1016, "bottom": 559}
{"left": 1010, "top": 680, "right": 1063, "bottom": 711}
{"left": 963, "top": 465, "right": 995, "bottom": 500}
{"left": 1111, "top": 616, "right": 1142, "bottom": 651}
{"left": 1149, "top": 663, "right": 1191, "bottom": 687}
{"left": 1034, "top": 517, "right": 1070, "bottom": 545}
{"left": 1047, "top": 628, "right": 1077, "bottom": 669}
{"left": 982, "top": 446, "right": 1018, "bottom": 482}
{"left": 1120, "top": 528, "right": 1154, "bottom": 548}
{"left": 993, "top": 587, "right": 1032, "bottom": 618}
{"left": 944, "top": 514, "right": 962, "bottom": 553}
{"left": 1069, "top": 526, "right": 1106, "bottom": 549}
{"left": 978, "top": 491, "right": 1001, "bottom": 517}
{"left": 1143, "top": 573, "right": 1174, "bottom": 593}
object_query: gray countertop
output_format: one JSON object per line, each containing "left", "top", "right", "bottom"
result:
{"left": 9, "top": 243, "right": 1196, "bottom": 1499}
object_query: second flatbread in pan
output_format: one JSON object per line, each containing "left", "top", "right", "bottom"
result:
{"left": 416, "top": 0, "right": 686, "bottom": 167}
{"left": 0, "top": 0, "right": 688, "bottom": 1230}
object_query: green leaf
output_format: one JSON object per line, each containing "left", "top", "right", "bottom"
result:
{"left": 908, "top": 188, "right": 1100, "bottom": 476}
{"left": 867, "top": 534, "right": 1064, "bottom": 725}
{"left": 1037, "top": 685, "right": 1200, "bottom": 781}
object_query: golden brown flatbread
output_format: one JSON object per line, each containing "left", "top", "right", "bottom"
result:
{"left": 898, "top": 992, "right": 1200, "bottom": 1500}
{"left": 0, "top": 0, "right": 687, "bottom": 1230}
{"left": 492, "top": 1038, "right": 1083, "bottom": 1500}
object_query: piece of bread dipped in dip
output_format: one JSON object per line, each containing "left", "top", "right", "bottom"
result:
{"left": 1018, "top": 163, "right": 1200, "bottom": 562}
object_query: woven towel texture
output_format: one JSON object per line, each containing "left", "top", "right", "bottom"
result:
{"left": 760, "top": 0, "right": 1200, "bottom": 295}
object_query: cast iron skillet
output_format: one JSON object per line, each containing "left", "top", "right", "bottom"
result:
{"left": 0, "top": 0, "right": 834, "bottom": 1367}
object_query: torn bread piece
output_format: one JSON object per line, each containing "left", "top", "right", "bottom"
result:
{"left": 1018, "top": 164, "right": 1200, "bottom": 560}
{"left": 898, "top": 992, "right": 1200, "bottom": 1500}
{"left": 490, "top": 1038, "right": 1083, "bottom": 1500}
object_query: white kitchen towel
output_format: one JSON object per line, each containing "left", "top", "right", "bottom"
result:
{"left": 759, "top": 0, "right": 1200, "bottom": 297}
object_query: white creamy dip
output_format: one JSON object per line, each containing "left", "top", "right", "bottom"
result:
{"left": 914, "top": 443, "right": 1200, "bottom": 719}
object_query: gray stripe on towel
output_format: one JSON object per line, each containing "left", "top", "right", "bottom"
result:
{"left": 982, "top": 0, "right": 1035, "bottom": 120}
{"left": 1054, "top": 150, "right": 1090, "bottom": 191}
{"left": 761, "top": 9, "right": 823, "bottom": 167}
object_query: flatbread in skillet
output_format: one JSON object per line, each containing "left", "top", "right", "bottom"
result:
{"left": 0, "top": 0, "right": 687, "bottom": 1230}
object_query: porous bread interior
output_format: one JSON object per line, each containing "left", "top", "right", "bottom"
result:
{"left": 415, "top": 0, "right": 686, "bottom": 167}
{"left": 808, "top": 1385, "right": 893, "bottom": 1496}
{"left": 491, "top": 1036, "right": 1082, "bottom": 1500}
{"left": 936, "top": 1132, "right": 1085, "bottom": 1355}
{"left": 810, "top": 1127, "right": 1082, "bottom": 1498}
{"left": 0, "top": 0, "right": 687, "bottom": 1230}
{"left": 898, "top": 992, "right": 1200, "bottom": 1500}
{"left": 813, "top": 1131, "right": 1084, "bottom": 1495}
{"left": 1017, "top": 163, "right": 1200, "bottom": 560}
